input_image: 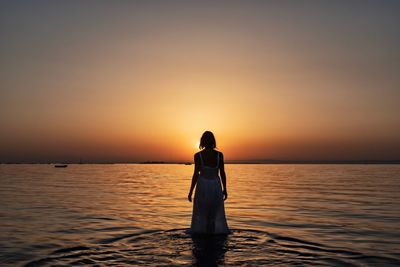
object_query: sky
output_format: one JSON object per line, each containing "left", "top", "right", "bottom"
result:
{"left": 1, "top": 1, "right": 400, "bottom": 163}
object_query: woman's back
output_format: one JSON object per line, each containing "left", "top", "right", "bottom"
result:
{"left": 198, "top": 149, "right": 220, "bottom": 168}
{"left": 198, "top": 149, "right": 220, "bottom": 179}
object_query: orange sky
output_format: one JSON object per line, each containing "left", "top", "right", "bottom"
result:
{"left": 1, "top": 1, "right": 400, "bottom": 162}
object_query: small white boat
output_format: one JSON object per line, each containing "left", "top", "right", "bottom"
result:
{"left": 54, "top": 164, "right": 68, "bottom": 168}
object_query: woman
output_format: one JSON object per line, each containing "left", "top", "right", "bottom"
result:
{"left": 188, "top": 131, "right": 230, "bottom": 235}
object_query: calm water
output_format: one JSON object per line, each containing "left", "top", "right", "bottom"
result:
{"left": 1, "top": 164, "right": 400, "bottom": 266}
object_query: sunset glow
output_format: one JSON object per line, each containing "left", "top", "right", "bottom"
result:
{"left": 1, "top": 1, "right": 399, "bottom": 162}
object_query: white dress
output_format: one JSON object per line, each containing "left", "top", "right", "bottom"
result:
{"left": 189, "top": 152, "right": 230, "bottom": 235}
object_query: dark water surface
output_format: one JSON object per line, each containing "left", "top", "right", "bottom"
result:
{"left": 1, "top": 164, "right": 399, "bottom": 266}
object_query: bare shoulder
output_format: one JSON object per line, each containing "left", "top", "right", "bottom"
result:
{"left": 194, "top": 152, "right": 201, "bottom": 160}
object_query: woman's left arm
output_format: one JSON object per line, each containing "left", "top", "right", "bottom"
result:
{"left": 188, "top": 154, "right": 200, "bottom": 202}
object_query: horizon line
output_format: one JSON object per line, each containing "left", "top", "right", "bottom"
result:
{"left": 1, "top": 159, "right": 400, "bottom": 165}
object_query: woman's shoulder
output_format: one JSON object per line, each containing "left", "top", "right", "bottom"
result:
{"left": 194, "top": 150, "right": 223, "bottom": 157}
{"left": 194, "top": 152, "right": 201, "bottom": 159}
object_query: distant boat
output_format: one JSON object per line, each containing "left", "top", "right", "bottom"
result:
{"left": 54, "top": 164, "right": 68, "bottom": 168}
{"left": 184, "top": 162, "right": 192, "bottom": 165}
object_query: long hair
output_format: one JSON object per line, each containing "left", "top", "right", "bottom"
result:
{"left": 199, "top": 131, "right": 216, "bottom": 150}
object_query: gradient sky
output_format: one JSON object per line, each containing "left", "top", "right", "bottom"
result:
{"left": 1, "top": 1, "right": 400, "bottom": 162}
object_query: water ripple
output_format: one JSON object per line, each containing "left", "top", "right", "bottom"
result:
{"left": 23, "top": 228, "right": 400, "bottom": 267}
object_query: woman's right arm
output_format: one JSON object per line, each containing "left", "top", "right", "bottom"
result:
{"left": 188, "top": 154, "right": 200, "bottom": 202}
{"left": 219, "top": 152, "right": 228, "bottom": 200}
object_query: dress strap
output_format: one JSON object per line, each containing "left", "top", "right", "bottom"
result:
{"left": 199, "top": 152, "right": 203, "bottom": 166}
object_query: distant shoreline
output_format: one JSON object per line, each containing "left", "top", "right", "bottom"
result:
{"left": 1, "top": 160, "right": 400, "bottom": 165}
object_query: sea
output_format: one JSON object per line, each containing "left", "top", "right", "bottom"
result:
{"left": 0, "top": 164, "right": 399, "bottom": 266}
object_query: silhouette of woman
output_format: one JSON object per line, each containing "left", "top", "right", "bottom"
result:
{"left": 188, "top": 131, "right": 230, "bottom": 234}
